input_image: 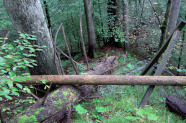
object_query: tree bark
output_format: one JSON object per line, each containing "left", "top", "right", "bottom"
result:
{"left": 159, "top": 0, "right": 171, "bottom": 48}
{"left": 3, "top": 0, "right": 61, "bottom": 75}
{"left": 166, "top": 0, "right": 181, "bottom": 39}
{"left": 8, "top": 56, "right": 118, "bottom": 123}
{"left": 43, "top": 0, "right": 52, "bottom": 30}
{"left": 122, "top": 0, "right": 129, "bottom": 50}
{"left": 177, "top": 31, "right": 185, "bottom": 75}
{"left": 84, "top": 0, "right": 96, "bottom": 58}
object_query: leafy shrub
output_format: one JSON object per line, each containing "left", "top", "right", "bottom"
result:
{"left": 0, "top": 32, "right": 46, "bottom": 101}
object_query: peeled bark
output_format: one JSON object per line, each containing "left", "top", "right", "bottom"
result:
{"left": 8, "top": 56, "right": 118, "bottom": 123}
{"left": 3, "top": 0, "right": 62, "bottom": 75}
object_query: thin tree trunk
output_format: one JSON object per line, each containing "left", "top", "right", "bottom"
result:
{"left": 123, "top": 0, "right": 129, "bottom": 50}
{"left": 84, "top": 0, "right": 96, "bottom": 58}
{"left": 177, "top": 31, "right": 185, "bottom": 75}
{"left": 80, "top": 12, "right": 90, "bottom": 70}
{"left": 3, "top": 0, "right": 61, "bottom": 75}
{"left": 159, "top": 0, "right": 171, "bottom": 48}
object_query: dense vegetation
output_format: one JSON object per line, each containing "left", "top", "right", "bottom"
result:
{"left": 0, "top": 0, "right": 185, "bottom": 122}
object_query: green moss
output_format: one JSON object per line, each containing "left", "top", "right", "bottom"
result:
{"left": 27, "top": 108, "right": 31, "bottom": 111}
{"left": 50, "top": 89, "right": 60, "bottom": 97}
{"left": 63, "top": 88, "right": 71, "bottom": 96}
{"left": 34, "top": 107, "right": 45, "bottom": 116}
{"left": 18, "top": 115, "right": 37, "bottom": 123}
{"left": 41, "top": 116, "right": 45, "bottom": 120}
{"left": 53, "top": 99, "right": 63, "bottom": 109}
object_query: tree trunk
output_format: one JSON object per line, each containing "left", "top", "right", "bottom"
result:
{"left": 122, "top": 0, "right": 129, "bottom": 50}
{"left": 84, "top": 0, "right": 96, "bottom": 58}
{"left": 107, "top": 0, "right": 118, "bottom": 46}
{"left": 3, "top": 0, "right": 62, "bottom": 75}
{"left": 9, "top": 56, "right": 118, "bottom": 123}
{"left": 159, "top": 0, "right": 171, "bottom": 48}
{"left": 43, "top": 0, "right": 52, "bottom": 30}
{"left": 177, "top": 31, "right": 185, "bottom": 75}
{"left": 166, "top": 0, "right": 181, "bottom": 39}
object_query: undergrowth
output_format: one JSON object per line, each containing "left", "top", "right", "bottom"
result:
{"left": 72, "top": 51, "right": 185, "bottom": 123}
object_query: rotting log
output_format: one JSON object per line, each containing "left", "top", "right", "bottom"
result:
{"left": 7, "top": 75, "right": 186, "bottom": 86}
{"left": 8, "top": 56, "right": 118, "bottom": 123}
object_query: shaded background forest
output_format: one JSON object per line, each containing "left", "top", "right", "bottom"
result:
{"left": 0, "top": 0, "right": 185, "bottom": 74}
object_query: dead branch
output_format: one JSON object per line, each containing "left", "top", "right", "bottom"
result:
{"left": 56, "top": 47, "right": 86, "bottom": 70}
{"left": 80, "top": 12, "right": 90, "bottom": 70}
{"left": 61, "top": 24, "right": 79, "bottom": 74}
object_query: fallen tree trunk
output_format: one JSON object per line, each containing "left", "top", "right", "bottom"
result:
{"left": 8, "top": 56, "right": 118, "bottom": 123}
{"left": 166, "top": 95, "right": 186, "bottom": 119}
{"left": 10, "top": 76, "right": 186, "bottom": 86}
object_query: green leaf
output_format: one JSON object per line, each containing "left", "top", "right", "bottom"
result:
{"left": 1, "top": 87, "right": 10, "bottom": 95}
{"left": 20, "top": 33, "right": 26, "bottom": 38}
{"left": 74, "top": 104, "right": 88, "bottom": 114}
{"left": 96, "top": 107, "right": 106, "bottom": 113}
{"left": 7, "top": 80, "right": 13, "bottom": 88}
{"left": 118, "top": 56, "right": 124, "bottom": 63}
{"left": 11, "top": 87, "right": 18, "bottom": 91}
{"left": 11, "top": 91, "right": 19, "bottom": 96}
{"left": 148, "top": 113, "right": 158, "bottom": 121}
{"left": 0, "top": 57, "right": 5, "bottom": 65}
{"left": 24, "top": 76, "right": 32, "bottom": 80}
{"left": 27, "top": 37, "right": 37, "bottom": 40}
{"left": 9, "top": 71, "right": 16, "bottom": 76}
{"left": 5, "top": 95, "right": 12, "bottom": 100}
{"left": 124, "top": 116, "right": 139, "bottom": 121}
{"left": 16, "top": 83, "right": 23, "bottom": 89}
{"left": 127, "top": 63, "right": 134, "bottom": 70}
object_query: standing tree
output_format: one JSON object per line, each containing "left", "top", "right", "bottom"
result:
{"left": 3, "top": 0, "right": 62, "bottom": 75}
{"left": 166, "top": 0, "right": 181, "bottom": 39}
{"left": 122, "top": 0, "right": 129, "bottom": 50}
{"left": 44, "top": 0, "right": 52, "bottom": 30}
{"left": 84, "top": 0, "right": 96, "bottom": 58}
{"left": 107, "top": 0, "right": 118, "bottom": 46}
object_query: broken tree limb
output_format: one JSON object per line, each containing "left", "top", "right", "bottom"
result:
{"left": 8, "top": 56, "right": 118, "bottom": 123}
{"left": 8, "top": 75, "right": 186, "bottom": 85}
{"left": 139, "top": 20, "right": 185, "bottom": 108}
{"left": 61, "top": 24, "right": 79, "bottom": 74}
{"left": 56, "top": 47, "right": 86, "bottom": 70}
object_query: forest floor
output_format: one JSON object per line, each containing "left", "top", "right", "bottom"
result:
{"left": 1, "top": 46, "right": 185, "bottom": 123}
{"left": 69, "top": 46, "right": 185, "bottom": 123}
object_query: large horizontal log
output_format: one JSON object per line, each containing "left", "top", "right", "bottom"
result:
{"left": 10, "top": 75, "right": 186, "bottom": 86}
